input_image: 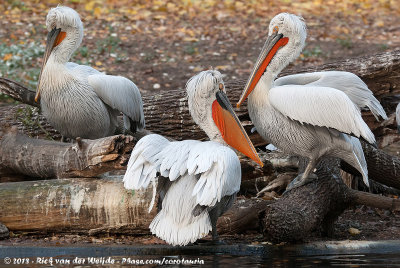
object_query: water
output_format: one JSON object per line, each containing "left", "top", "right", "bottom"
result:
{"left": 1, "top": 241, "right": 400, "bottom": 267}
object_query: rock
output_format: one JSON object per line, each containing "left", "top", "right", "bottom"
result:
{"left": 349, "top": 227, "right": 361, "bottom": 236}
{"left": 0, "top": 222, "right": 9, "bottom": 239}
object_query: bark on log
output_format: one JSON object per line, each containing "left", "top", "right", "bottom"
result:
{"left": 0, "top": 178, "right": 156, "bottom": 234}
{"left": 1, "top": 50, "right": 399, "bottom": 144}
{"left": 0, "top": 127, "right": 399, "bottom": 191}
{"left": 0, "top": 177, "right": 270, "bottom": 235}
{"left": 0, "top": 175, "right": 398, "bottom": 240}
{"left": 1, "top": 50, "right": 400, "bottom": 242}
{"left": 0, "top": 130, "right": 271, "bottom": 181}
{"left": 339, "top": 141, "right": 400, "bottom": 191}
{"left": 0, "top": 130, "right": 135, "bottom": 178}
{"left": 262, "top": 160, "right": 400, "bottom": 243}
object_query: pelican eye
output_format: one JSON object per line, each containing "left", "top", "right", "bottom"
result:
{"left": 273, "top": 26, "right": 279, "bottom": 33}
{"left": 219, "top": 83, "right": 224, "bottom": 91}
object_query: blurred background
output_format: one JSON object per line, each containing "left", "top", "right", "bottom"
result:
{"left": 0, "top": 0, "right": 399, "bottom": 101}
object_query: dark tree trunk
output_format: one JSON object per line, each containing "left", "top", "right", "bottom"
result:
{"left": 262, "top": 159, "right": 400, "bottom": 242}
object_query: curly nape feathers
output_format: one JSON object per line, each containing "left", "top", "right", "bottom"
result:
{"left": 186, "top": 70, "right": 226, "bottom": 142}
{"left": 266, "top": 13, "right": 307, "bottom": 78}
{"left": 186, "top": 70, "right": 224, "bottom": 115}
{"left": 46, "top": 6, "right": 83, "bottom": 31}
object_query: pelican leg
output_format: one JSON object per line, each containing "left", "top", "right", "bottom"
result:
{"left": 211, "top": 218, "right": 219, "bottom": 242}
{"left": 285, "top": 159, "right": 318, "bottom": 192}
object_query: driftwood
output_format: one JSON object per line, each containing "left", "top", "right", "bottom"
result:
{"left": 0, "top": 176, "right": 271, "bottom": 236}
{"left": 0, "top": 172, "right": 398, "bottom": 241}
{"left": 1, "top": 50, "right": 400, "bottom": 242}
{"left": 0, "top": 178, "right": 156, "bottom": 234}
{"left": 262, "top": 158, "right": 400, "bottom": 242}
{"left": 262, "top": 168, "right": 400, "bottom": 242}
{"left": 1, "top": 129, "right": 399, "bottom": 191}
{"left": 0, "top": 130, "right": 270, "bottom": 183}
{"left": 0, "top": 129, "right": 135, "bottom": 179}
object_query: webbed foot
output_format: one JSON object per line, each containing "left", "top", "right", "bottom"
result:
{"left": 284, "top": 173, "right": 318, "bottom": 193}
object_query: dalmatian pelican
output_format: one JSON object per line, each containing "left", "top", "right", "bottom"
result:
{"left": 397, "top": 102, "right": 400, "bottom": 133}
{"left": 123, "top": 70, "right": 263, "bottom": 246}
{"left": 237, "top": 13, "right": 387, "bottom": 190}
{"left": 35, "top": 6, "right": 144, "bottom": 139}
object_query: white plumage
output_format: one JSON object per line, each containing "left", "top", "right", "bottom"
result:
{"left": 36, "top": 6, "right": 144, "bottom": 139}
{"left": 124, "top": 70, "right": 259, "bottom": 246}
{"left": 275, "top": 71, "right": 387, "bottom": 121}
{"left": 396, "top": 102, "right": 400, "bottom": 133}
{"left": 124, "top": 135, "right": 240, "bottom": 246}
{"left": 268, "top": 85, "right": 375, "bottom": 144}
{"left": 237, "top": 13, "right": 387, "bottom": 189}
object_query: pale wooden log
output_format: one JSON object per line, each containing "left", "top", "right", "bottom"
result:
{"left": 0, "top": 177, "right": 267, "bottom": 235}
{"left": 1, "top": 174, "right": 398, "bottom": 239}
{"left": 0, "top": 178, "right": 156, "bottom": 234}
{"left": 0, "top": 130, "right": 135, "bottom": 178}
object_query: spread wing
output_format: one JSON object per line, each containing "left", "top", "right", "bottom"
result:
{"left": 269, "top": 85, "right": 375, "bottom": 144}
{"left": 123, "top": 134, "right": 241, "bottom": 210}
{"left": 187, "top": 142, "right": 241, "bottom": 207}
{"left": 275, "top": 71, "right": 387, "bottom": 120}
{"left": 88, "top": 74, "right": 145, "bottom": 132}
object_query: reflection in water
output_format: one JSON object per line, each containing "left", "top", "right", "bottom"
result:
{"left": 198, "top": 253, "right": 400, "bottom": 267}
{"left": 1, "top": 245, "right": 400, "bottom": 267}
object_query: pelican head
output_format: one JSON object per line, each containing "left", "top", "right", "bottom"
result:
{"left": 35, "top": 6, "right": 83, "bottom": 102}
{"left": 237, "top": 13, "right": 307, "bottom": 107}
{"left": 187, "top": 70, "right": 263, "bottom": 166}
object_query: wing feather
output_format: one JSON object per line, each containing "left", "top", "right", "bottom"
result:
{"left": 123, "top": 134, "right": 170, "bottom": 190}
{"left": 188, "top": 142, "right": 241, "bottom": 207}
{"left": 269, "top": 85, "right": 375, "bottom": 144}
{"left": 123, "top": 137, "right": 241, "bottom": 210}
{"left": 275, "top": 71, "right": 387, "bottom": 120}
{"left": 88, "top": 74, "right": 145, "bottom": 132}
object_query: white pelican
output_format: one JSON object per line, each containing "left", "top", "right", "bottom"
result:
{"left": 397, "top": 102, "right": 400, "bottom": 133}
{"left": 237, "top": 13, "right": 387, "bottom": 190}
{"left": 123, "top": 70, "right": 263, "bottom": 246}
{"left": 35, "top": 6, "right": 144, "bottom": 139}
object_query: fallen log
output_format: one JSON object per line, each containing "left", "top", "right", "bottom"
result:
{"left": 0, "top": 176, "right": 270, "bottom": 236}
{"left": 0, "top": 129, "right": 135, "bottom": 179}
{"left": 0, "top": 178, "right": 156, "bottom": 234}
{"left": 262, "top": 160, "right": 400, "bottom": 242}
{"left": 1, "top": 50, "right": 399, "bottom": 145}
{"left": 1, "top": 129, "right": 399, "bottom": 191}
{"left": 1, "top": 51, "right": 400, "bottom": 243}
{"left": 0, "top": 174, "right": 398, "bottom": 241}
{"left": 339, "top": 141, "right": 400, "bottom": 191}
{"left": 0, "top": 130, "right": 271, "bottom": 182}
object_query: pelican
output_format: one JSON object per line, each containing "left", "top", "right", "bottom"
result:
{"left": 397, "top": 102, "right": 400, "bottom": 133}
{"left": 237, "top": 13, "right": 387, "bottom": 190}
{"left": 35, "top": 6, "right": 144, "bottom": 139}
{"left": 123, "top": 70, "right": 263, "bottom": 246}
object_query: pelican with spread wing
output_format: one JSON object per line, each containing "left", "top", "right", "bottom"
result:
{"left": 237, "top": 13, "right": 387, "bottom": 190}
{"left": 123, "top": 70, "right": 262, "bottom": 246}
{"left": 35, "top": 6, "right": 144, "bottom": 139}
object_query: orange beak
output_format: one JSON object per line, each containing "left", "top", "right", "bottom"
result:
{"left": 237, "top": 32, "right": 288, "bottom": 108}
{"left": 212, "top": 90, "right": 263, "bottom": 166}
{"left": 35, "top": 27, "right": 67, "bottom": 102}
